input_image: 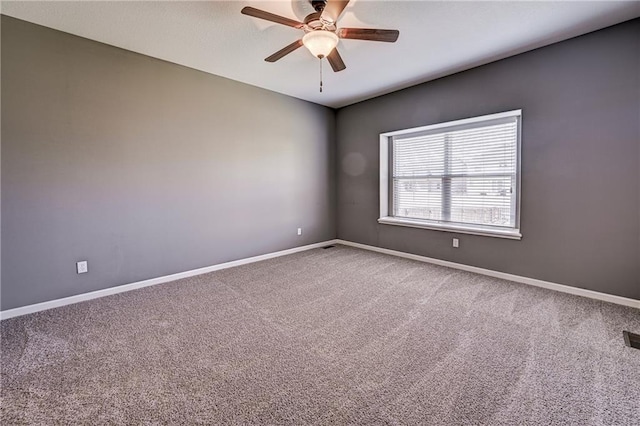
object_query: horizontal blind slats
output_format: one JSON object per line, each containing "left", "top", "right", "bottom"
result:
{"left": 392, "top": 118, "right": 518, "bottom": 229}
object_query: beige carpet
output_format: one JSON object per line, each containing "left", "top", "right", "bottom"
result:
{"left": 2, "top": 245, "right": 639, "bottom": 424}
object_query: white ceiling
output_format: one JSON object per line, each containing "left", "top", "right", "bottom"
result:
{"left": 2, "top": 1, "right": 639, "bottom": 108}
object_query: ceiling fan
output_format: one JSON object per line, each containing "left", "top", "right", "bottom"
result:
{"left": 241, "top": 0, "right": 400, "bottom": 73}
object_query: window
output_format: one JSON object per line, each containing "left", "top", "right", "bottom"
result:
{"left": 379, "top": 110, "right": 522, "bottom": 239}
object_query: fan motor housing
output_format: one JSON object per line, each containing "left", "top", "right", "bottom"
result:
{"left": 304, "top": 12, "right": 323, "bottom": 27}
{"left": 304, "top": 11, "right": 336, "bottom": 32}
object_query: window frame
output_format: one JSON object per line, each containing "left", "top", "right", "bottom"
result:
{"left": 379, "top": 110, "right": 522, "bottom": 240}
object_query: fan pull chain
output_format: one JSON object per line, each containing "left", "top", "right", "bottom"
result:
{"left": 319, "top": 58, "right": 323, "bottom": 93}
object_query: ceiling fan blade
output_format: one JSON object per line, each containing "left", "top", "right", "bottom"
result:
{"left": 338, "top": 28, "right": 400, "bottom": 43}
{"left": 265, "top": 40, "right": 304, "bottom": 62}
{"left": 327, "top": 48, "right": 346, "bottom": 72}
{"left": 241, "top": 6, "right": 304, "bottom": 29}
{"left": 321, "top": 0, "right": 350, "bottom": 23}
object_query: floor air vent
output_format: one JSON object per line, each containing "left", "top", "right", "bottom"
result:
{"left": 623, "top": 331, "right": 640, "bottom": 349}
{"left": 322, "top": 245, "right": 336, "bottom": 249}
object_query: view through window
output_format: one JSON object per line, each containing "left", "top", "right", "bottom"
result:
{"left": 380, "top": 110, "right": 522, "bottom": 239}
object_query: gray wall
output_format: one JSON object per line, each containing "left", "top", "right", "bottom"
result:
{"left": 1, "top": 16, "right": 336, "bottom": 310}
{"left": 336, "top": 19, "right": 640, "bottom": 300}
{"left": 2, "top": 16, "right": 639, "bottom": 311}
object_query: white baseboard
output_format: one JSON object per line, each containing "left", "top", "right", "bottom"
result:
{"left": 335, "top": 239, "right": 640, "bottom": 309}
{"left": 3, "top": 237, "right": 636, "bottom": 320}
{"left": 0, "top": 240, "right": 339, "bottom": 320}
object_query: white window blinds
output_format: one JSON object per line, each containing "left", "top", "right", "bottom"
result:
{"left": 391, "top": 112, "right": 520, "bottom": 233}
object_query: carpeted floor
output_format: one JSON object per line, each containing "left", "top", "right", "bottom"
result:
{"left": 1, "top": 245, "right": 639, "bottom": 425}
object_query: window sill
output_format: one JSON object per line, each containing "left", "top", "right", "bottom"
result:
{"left": 377, "top": 217, "right": 522, "bottom": 240}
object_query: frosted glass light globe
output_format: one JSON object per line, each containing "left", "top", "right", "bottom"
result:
{"left": 303, "top": 30, "right": 339, "bottom": 58}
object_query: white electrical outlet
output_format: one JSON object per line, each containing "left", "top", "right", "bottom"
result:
{"left": 452, "top": 238, "right": 459, "bottom": 248}
{"left": 76, "top": 261, "right": 88, "bottom": 274}
{"left": 297, "top": 228, "right": 302, "bottom": 236}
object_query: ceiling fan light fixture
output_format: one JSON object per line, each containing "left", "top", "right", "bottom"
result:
{"left": 303, "top": 30, "right": 339, "bottom": 58}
